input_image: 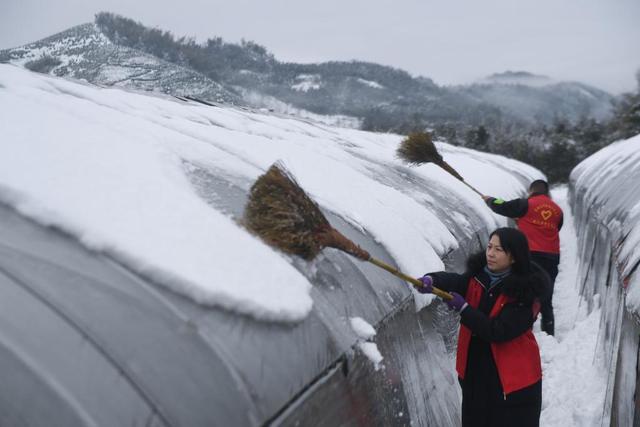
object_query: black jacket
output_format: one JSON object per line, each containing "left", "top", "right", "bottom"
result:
{"left": 485, "top": 192, "right": 564, "bottom": 231}
{"left": 428, "top": 253, "right": 549, "bottom": 427}
{"left": 433, "top": 252, "right": 549, "bottom": 306}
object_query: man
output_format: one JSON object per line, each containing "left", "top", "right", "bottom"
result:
{"left": 482, "top": 179, "right": 563, "bottom": 336}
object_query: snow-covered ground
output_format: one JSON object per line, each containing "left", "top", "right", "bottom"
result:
{"left": 537, "top": 186, "right": 607, "bottom": 426}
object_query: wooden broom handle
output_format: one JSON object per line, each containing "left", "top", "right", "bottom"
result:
{"left": 438, "top": 160, "right": 484, "bottom": 197}
{"left": 460, "top": 180, "right": 484, "bottom": 197}
{"left": 322, "top": 228, "right": 453, "bottom": 300}
{"left": 367, "top": 257, "right": 453, "bottom": 301}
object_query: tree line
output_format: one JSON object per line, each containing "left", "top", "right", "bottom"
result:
{"left": 433, "top": 71, "right": 640, "bottom": 183}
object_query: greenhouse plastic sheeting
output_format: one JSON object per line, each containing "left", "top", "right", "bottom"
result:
{"left": 569, "top": 134, "right": 640, "bottom": 426}
{"left": 0, "top": 168, "right": 504, "bottom": 427}
{"left": 0, "top": 65, "right": 543, "bottom": 426}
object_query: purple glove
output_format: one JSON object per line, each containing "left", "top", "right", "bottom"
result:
{"left": 445, "top": 292, "right": 468, "bottom": 312}
{"left": 416, "top": 275, "right": 434, "bottom": 294}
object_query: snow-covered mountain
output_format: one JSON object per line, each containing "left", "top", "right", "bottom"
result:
{"left": 0, "top": 23, "right": 239, "bottom": 104}
{"left": 0, "top": 13, "right": 614, "bottom": 131}
{"left": 461, "top": 71, "right": 614, "bottom": 124}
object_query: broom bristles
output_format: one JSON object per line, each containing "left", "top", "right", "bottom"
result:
{"left": 396, "top": 131, "right": 442, "bottom": 165}
{"left": 244, "top": 163, "right": 331, "bottom": 260}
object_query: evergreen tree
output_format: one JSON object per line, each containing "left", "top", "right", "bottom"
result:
{"left": 608, "top": 70, "right": 640, "bottom": 141}
{"left": 465, "top": 125, "right": 490, "bottom": 150}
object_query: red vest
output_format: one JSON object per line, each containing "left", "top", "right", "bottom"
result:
{"left": 516, "top": 194, "right": 562, "bottom": 254}
{"left": 456, "top": 278, "right": 542, "bottom": 395}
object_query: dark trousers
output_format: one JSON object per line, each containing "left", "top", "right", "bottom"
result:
{"left": 531, "top": 253, "right": 559, "bottom": 336}
{"left": 461, "top": 378, "right": 542, "bottom": 427}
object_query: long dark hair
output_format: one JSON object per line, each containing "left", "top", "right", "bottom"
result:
{"left": 466, "top": 227, "right": 549, "bottom": 303}
{"left": 489, "top": 227, "right": 531, "bottom": 275}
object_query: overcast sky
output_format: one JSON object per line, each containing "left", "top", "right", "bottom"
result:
{"left": 1, "top": 0, "right": 639, "bottom": 94}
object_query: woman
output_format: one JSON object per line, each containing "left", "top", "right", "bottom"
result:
{"left": 419, "top": 227, "right": 549, "bottom": 427}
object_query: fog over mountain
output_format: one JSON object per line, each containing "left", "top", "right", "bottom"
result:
{"left": 0, "top": 13, "right": 614, "bottom": 134}
{"left": 5, "top": 12, "right": 637, "bottom": 184}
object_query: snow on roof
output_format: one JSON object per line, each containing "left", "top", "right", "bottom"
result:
{"left": 571, "top": 133, "right": 640, "bottom": 312}
{"left": 0, "top": 64, "right": 542, "bottom": 322}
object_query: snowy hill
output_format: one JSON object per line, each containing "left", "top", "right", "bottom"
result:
{"left": 0, "top": 23, "right": 239, "bottom": 104}
{"left": 0, "top": 13, "right": 614, "bottom": 131}
{"left": 461, "top": 71, "right": 614, "bottom": 124}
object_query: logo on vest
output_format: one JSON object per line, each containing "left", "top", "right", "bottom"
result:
{"left": 540, "top": 210, "right": 553, "bottom": 220}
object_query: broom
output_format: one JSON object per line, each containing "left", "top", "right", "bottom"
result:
{"left": 397, "top": 131, "right": 484, "bottom": 197}
{"left": 244, "top": 163, "right": 452, "bottom": 301}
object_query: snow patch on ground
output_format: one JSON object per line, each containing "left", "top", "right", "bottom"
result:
{"left": 536, "top": 186, "right": 607, "bottom": 426}
{"left": 356, "top": 78, "right": 384, "bottom": 89}
{"left": 291, "top": 74, "right": 322, "bottom": 92}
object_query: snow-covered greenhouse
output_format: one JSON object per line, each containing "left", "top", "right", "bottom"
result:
{"left": 0, "top": 64, "right": 639, "bottom": 426}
